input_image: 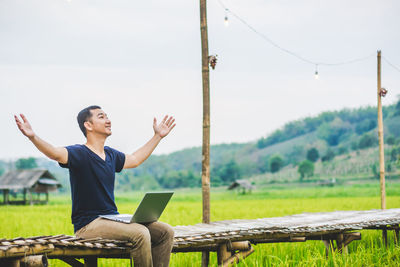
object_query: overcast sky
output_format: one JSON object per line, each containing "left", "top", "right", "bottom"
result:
{"left": 1, "top": 0, "right": 399, "bottom": 160}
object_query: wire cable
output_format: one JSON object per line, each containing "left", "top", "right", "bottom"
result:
{"left": 382, "top": 56, "right": 400, "bottom": 73}
{"left": 216, "top": 0, "right": 375, "bottom": 67}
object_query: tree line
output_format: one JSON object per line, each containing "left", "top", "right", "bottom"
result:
{"left": 3, "top": 100, "right": 400, "bottom": 190}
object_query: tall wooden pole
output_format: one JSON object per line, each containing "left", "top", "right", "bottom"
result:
{"left": 200, "top": 0, "right": 211, "bottom": 265}
{"left": 377, "top": 50, "right": 386, "bottom": 210}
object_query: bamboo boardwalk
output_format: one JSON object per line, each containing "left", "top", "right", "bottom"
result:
{"left": 0, "top": 209, "right": 399, "bottom": 266}
{"left": 173, "top": 208, "right": 400, "bottom": 248}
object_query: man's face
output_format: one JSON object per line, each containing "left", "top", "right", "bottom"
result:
{"left": 85, "top": 109, "right": 112, "bottom": 137}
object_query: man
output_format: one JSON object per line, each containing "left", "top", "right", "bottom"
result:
{"left": 14, "top": 105, "right": 176, "bottom": 267}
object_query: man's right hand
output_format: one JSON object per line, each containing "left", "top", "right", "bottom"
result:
{"left": 14, "top": 113, "right": 68, "bottom": 164}
{"left": 15, "top": 114, "right": 35, "bottom": 139}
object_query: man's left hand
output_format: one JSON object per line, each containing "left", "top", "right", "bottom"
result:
{"left": 153, "top": 115, "right": 176, "bottom": 138}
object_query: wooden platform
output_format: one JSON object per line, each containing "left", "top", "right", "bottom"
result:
{"left": 1, "top": 209, "right": 399, "bottom": 266}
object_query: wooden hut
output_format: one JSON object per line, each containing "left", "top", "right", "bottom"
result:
{"left": 0, "top": 169, "right": 61, "bottom": 205}
{"left": 317, "top": 178, "right": 337, "bottom": 187}
{"left": 228, "top": 179, "right": 255, "bottom": 194}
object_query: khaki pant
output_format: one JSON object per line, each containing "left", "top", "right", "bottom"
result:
{"left": 75, "top": 218, "right": 174, "bottom": 267}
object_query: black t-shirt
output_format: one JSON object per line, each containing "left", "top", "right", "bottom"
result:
{"left": 59, "top": 144, "right": 126, "bottom": 232}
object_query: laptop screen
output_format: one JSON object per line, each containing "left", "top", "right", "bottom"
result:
{"left": 131, "top": 192, "right": 174, "bottom": 223}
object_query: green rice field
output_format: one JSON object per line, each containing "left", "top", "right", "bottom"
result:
{"left": 1, "top": 183, "right": 400, "bottom": 266}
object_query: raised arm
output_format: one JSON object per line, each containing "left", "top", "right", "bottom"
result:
{"left": 123, "top": 115, "right": 176, "bottom": 169}
{"left": 14, "top": 114, "right": 68, "bottom": 164}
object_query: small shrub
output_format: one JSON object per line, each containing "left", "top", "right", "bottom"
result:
{"left": 359, "top": 133, "right": 377, "bottom": 149}
{"left": 307, "top": 148, "right": 319, "bottom": 162}
{"left": 269, "top": 154, "right": 284, "bottom": 173}
{"left": 298, "top": 160, "right": 314, "bottom": 181}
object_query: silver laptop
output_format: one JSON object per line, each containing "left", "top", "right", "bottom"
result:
{"left": 99, "top": 192, "right": 173, "bottom": 224}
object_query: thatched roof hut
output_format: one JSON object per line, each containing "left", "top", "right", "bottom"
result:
{"left": 228, "top": 179, "right": 255, "bottom": 194}
{"left": 0, "top": 169, "right": 61, "bottom": 205}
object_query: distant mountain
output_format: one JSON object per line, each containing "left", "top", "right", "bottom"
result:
{"left": 4, "top": 101, "right": 400, "bottom": 191}
{"left": 117, "top": 101, "right": 400, "bottom": 190}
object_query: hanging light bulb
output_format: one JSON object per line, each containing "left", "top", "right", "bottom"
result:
{"left": 224, "top": 9, "right": 229, "bottom": 27}
{"left": 224, "top": 16, "right": 229, "bottom": 26}
{"left": 314, "top": 64, "right": 319, "bottom": 80}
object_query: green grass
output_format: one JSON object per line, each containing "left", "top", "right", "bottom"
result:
{"left": 1, "top": 183, "right": 399, "bottom": 266}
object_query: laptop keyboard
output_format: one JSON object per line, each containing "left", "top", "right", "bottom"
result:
{"left": 115, "top": 215, "right": 132, "bottom": 221}
{"left": 100, "top": 214, "right": 133, "bottom": 222}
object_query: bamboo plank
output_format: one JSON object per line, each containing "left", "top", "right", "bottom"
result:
{"left": 48, "top": 248, "right": 127, "bottom": 257}
{"left": 10, "top": 237, "right": 23, "bottom": 241}
{"left": 173, "top": 245, "right": 219, "bottom": 252}
{"left": 0, "top": 244, "right": 54, "bottom": 258}
{"left": 251, "top": 237, "right": 306, "bottom": 244}
{"left": 227, "top": 241, "right": 251, "bottom": 251}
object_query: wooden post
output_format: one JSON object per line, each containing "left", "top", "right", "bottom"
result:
{"left": 84, "top": 257, "right": 97, "bottom": 267}
{"left": 200, "top": 0, "right": 211, "bottom": 265}
{"left": 20, "top": 255, "right": 48, "bottom": 267}
{"left": 217, "top": 243, "right": 232, "bottom": 266}
{"left": 0, "top": 259, "right": 20, "bottom": 267}
{"left": 336, "top": 234, "right": 344, "bottom": 253}
{"left": 29, "top": 189, "right": 33, "bottom": 205}
{"left": 382, "top": 227, "right": 388, "bottom": 248}
{"left": 23, "top": 188, "right": 27, "bottom": 204}
{"left": 377, "top": 50, "right": 386, "bottom": 210}
{"left": 4, "top": 189, "right": 9, "bottom": 205}
{"left": 342, "top": 232, "right": 361, "bottom": 251}
{"left": 322, "top": 239, "right": 334, "bottom": 257}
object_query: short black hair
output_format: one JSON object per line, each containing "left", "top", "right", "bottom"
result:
{"left": 77, "top": 105, "right": 101, "bottom": 137}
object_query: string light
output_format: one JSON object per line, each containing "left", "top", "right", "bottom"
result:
{"left": 217, "top": 0, "right": 400, "bottom": 81}
{"left": 216, "top": 0, "right": 375, "bottom": 68}
{"left": 224, "top": 9, "right": 229, "bottom": 27}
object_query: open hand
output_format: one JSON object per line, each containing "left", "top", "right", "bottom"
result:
{"left": 14, "top": 114, "right": 35, "bottom": 139}
{"left": 153, "top": 115, "right": 176, "bottom": 138}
